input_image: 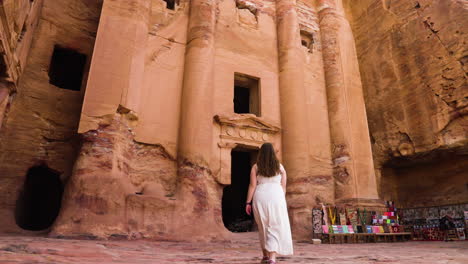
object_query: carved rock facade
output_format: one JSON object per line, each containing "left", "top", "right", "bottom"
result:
{"left": 0, "top": 0, "right": 465, "bottom": 241}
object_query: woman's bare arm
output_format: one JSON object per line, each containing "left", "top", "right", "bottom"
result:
{"left": 280, "top": 164, "right": 287, "bottom": 195}
{"left": 246, "top": 164, "right": 257, "bottom": 203}
{"left": 245, "top": 164, "right": 257, "bottom": 215}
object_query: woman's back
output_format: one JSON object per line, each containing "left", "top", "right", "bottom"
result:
{"left": 251, "top": 163, "right": 293, "bottom": 256}
{"left": 256, "top": 172, "right": 282, "bottom": 185}
{"left": 245, "top": 143, "right": 293, "bottom": 261}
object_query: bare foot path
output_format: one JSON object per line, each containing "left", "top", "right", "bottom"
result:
{"left": 1, "top": 232, "right": 467, "bottom": 264}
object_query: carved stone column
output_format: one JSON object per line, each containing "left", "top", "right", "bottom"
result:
{"left": 174, "top": 0, "right": 228, "bottom": 240}
{"left": 276, "top": 0, "right": 313, "bottom": 238}
{"left": 79, "top": 0, "right": 150, "bottom": 132}
{"left": 177, "top": 0, "right": 216, "bottom": 166}
{"left": 51, "top": 0, "right": 151, "bottom": 238}
{"left": 318, "top": 0, "right": 380, "bottom": 205}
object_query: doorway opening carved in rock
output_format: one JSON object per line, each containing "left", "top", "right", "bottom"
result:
{"left": 15, "top": 164, "right": 64, "bottom": 231}
{"left": 0, "top": 56, "right": 7, "bottom": 78}
{"left": 163, "top": 0, "right": 177, "bottom": 10}
{"left": 48, "top": 45, "right": 87, "bottom": 91}
{"left": 233, "top": 73, "right": 260, "bottom": 116}
{"left": 222, "top": 148, "right": 258, "bottom": 232}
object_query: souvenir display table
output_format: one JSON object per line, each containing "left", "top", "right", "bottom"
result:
{"left": 399, "top": 203, "right": 467, "bottom": 241}
{"left": 375, "top": 232, "right": 413, "bottom": 242}
{"left": 312, "top": 201, "right": 467, "bottom": 244}
{"left": 324, "top": 232, "right": 413, "bottom": 244}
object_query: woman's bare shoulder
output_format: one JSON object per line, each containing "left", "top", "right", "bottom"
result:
{"left": 280, "top": 163, "right": 286, "bottom": 173}
{"left": 251, "top": 163, "right": 258, "bottom": 171}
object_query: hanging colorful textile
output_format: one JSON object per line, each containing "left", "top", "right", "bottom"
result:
{"left": 312, "top": 208, "right": 323, "bottom": 234}
{"left": 321, "top": 203, "right": 329, "bottom": 226}
{"left": 357, "top": 208, "right": 367, "bottom": 226}
{"left": 346, "top": 208, "right": 358, "bottom": 226}
{"left": 339, "top": 208, "right": 347, "bottom": 225}
{"left": 328, "top": 206, "right": 337, "bottom": 225}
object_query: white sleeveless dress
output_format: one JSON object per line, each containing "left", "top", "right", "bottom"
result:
{"left": 252, "top": 164, "right": 293, "bottom": 255}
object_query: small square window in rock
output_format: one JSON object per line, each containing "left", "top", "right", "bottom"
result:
{"left": 164, "top": 0, "right": 177, "bottom": 10}
{"left": 48, "top": 45, "right": 87, "bottom": 91}
{"left": 0, "top": 57, "right": 7, "bottom": 78}
{"left": 300, "top": 30, "right": 314, "bottom": 53}
{"left": 236, "top": 0, "right": 258, "bottom": 27}
{"left": 234, "top": 73, "right": 260, "bottom": 116}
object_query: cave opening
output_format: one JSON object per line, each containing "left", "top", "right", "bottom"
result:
{"left": 300, "top": 30, "right": 314, "bottom": 52}
{"left": 15, "top": 164, "right": 64, "bottom": 231}
{"left": 0, "top": 56, "right": 7, "bottom": 78}
{"left": 233, "top": 73, "right": 260, "bottom": 116}
{"left": 164, "top": 0, "right": 176, "bottom": 10}
{"left": 234, "top": 85, "right": 250, "bottom": 114}
{"left": 222, "top": 148, "right": 258, "bottom": 232}
{"left": 48, "top": 45, "right": 87, "bottom": 91}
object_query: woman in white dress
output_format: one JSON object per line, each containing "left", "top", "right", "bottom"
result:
{"left": 245, "top": 143, "right": 293, "bottom": 264}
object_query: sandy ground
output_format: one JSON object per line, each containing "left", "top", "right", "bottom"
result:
{"left": 0, "top": 232, "right": 467, "bottom": 264}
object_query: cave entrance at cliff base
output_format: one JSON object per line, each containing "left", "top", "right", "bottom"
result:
{"left": 222, "top": 147, "right": 258, "bottom": 232}
{"left": 15, "top": 164, "right": 64, "bottom": 231}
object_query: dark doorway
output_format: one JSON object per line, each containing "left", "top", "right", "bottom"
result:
{"left": 15, "top": 164, "right": 64, "bottom": 231}
{"left": 233, "top": 73, "right": 260, "bottom": 116}
{"left": 164, "top": 0, "right": 176, "bottom": 10}
{"left": 48, "top": 45, "right": 87, "bottom": 91}
{"left": 234, "top": 86, "right": 250, "bottom": 114}
{"left": 222, "top": 148, "right": 258, "bottom": 232}
{"left": 0, "top": 56, "right": 7, "bottom": 78}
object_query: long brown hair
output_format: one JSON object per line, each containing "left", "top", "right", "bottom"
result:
{"left": 256, "top": 143, "right": 280, "bottom": 177}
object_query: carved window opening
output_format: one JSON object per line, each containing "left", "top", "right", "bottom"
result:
{"left": 163, "top": 0, "right": 177, "bottom": 10}
{"left": 222, "top": 148, "right": 258, "bottom": 232}
{"left": 236, "top": 0, "right": 258, "bottom": 26}
{"left": 18, "top": 25, "right": 27, "bottom": 43}
{"left": 300, "top": 30, "right": 314, "bottom": 53}
{"left": 234, "top": 73, "right": 260, "bottom": 116}
{"left": 15, "top": 164, "right": 64, "bottom": 231}
{"left": 0, "top": 57, "right": 7, "bottom": 78}
{"left": 48, "top": 45, "right": 87, "bottom": 91}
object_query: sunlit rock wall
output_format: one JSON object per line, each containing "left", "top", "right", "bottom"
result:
{"left": 4, "top": 0, "right": 462, "bottom": 241}
{"left": 0, "top": 0, "right": 103, "bottom": 233}
{"left": 52, "top": 0, "right": 336, "bottom": 240}
{"left": 343, "top": 0, "right": 468, "bottom": 207}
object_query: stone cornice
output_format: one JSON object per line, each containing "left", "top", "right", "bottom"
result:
{"left": 213, "top": 114, "right": 281, "bottom": 133}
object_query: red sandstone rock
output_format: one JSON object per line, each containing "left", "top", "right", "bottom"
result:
{"left": 1, "top": 234, "right": 468, "bottom": 264}
{"left": 0, "top": 0, "right": 465, "bottom": 242}
{"left": 342, "top": 0, "right": 468, "bottom": 208}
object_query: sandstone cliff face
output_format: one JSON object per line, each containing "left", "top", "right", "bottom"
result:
{"left": 52, "top": 0, "right": 334, "bottom": 239}
{"left": 1, "top": 0, "right": 372, "bottom": 241}
{"left": 343, "top": 0, "right": 468, "bottom": 207}
{"left": 0, "top": 0, "right": 102, "bottom": 233}
{"left": 291, "top": 0, "right": 334, "bottom": 235}
{"left": 2, "top": 0, "right": 465, "bottom": 242}
{"left": 52, "top": 0, "right": 336, "bottom": 240}
{"left": 1, "top": 0, "right": 43, "bottom": 128}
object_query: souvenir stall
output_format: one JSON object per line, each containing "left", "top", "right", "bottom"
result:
{"left": 313, "top": 201, "right": 412, "bottom": 244}
{"left": 399, "top": 203, "right": 467, "bottom": 241}
{"left": 312, "top": 202, "right": 468, "bottom": 243}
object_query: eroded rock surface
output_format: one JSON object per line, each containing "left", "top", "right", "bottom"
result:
{"left": 1, "top": 233, "right": 468, "bottom": 264}
{"left": 0, "top": 0, "right": 465, "bottom": 242}
{"left": 0, "top": 0, "right": 102, "bottom": 233}
{"left": 343, "top": 0, "right": 468, "bottom": 207}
